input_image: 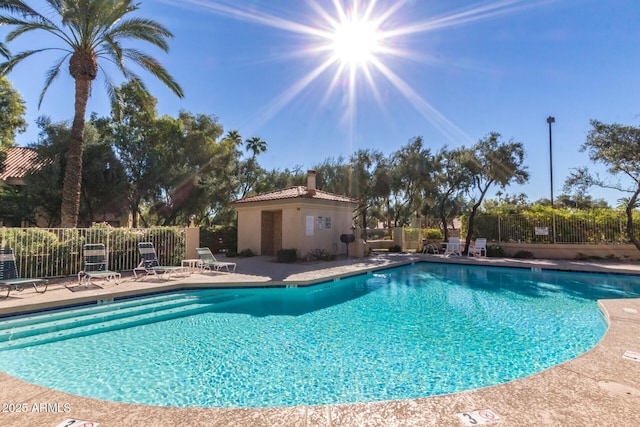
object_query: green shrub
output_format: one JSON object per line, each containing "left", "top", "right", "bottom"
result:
{"left": 277, "top": 248, "right": 298, "bottom": 263}
{"left": 306, "top": 249, "right": 336, "bottom": 261}
{"left": 486, "top": 245, "right": 505, "bottom": 257}
{"left": 238, "top": 248, "right": 254, "bottom": 257}
{"left": 513, "top": 250, "right": 535, "bottom": 259}
{"left": 424, "top": 228, "right": 443, "bottom": 240}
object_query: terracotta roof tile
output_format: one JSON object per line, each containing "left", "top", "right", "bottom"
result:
{"left": 0, "top": 147, "right": 42, "bottom": 181}
{"left": 232, "top": 186, "right": 357, "bottom": 204}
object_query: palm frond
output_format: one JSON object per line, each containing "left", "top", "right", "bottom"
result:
{"left": 0, "top": 42, "right": 9, "bottom": 60}
{"left": 38, "top": 54, "right": 69, "bottom": 108}
{"left": 0, "top": 48, "right": 51, "bottom": 74}
{"left": 4, "top": 19, "right": 61, "bottom": 42}
{"left": 121, "top": 48, "right": 183, "bottom": 98}
{"left": 107, "top": 18, "right": 173, "bottom": 51}
{"left": 0, "top": 1, "right": 40, "bottom": 17}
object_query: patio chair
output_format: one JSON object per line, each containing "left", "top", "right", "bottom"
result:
{"left": 196, "top": 247, "right": 237, "bottom": 272}
{"left": 134, "top": 242, "right": 190, "bottom": 280}
{"left": 0, "top": 248, "right": 48, "bottom": 299}
{"left": 76, "top": 243, "right": 121, "bottom": 287}
{"left": 468, "top": 238, "right": 487, "bottom": 257}
{"left": 443, "top": 237, "right": 462, "bottom": 257}
{"left": 421, "top": 238, "right": 439, "bottom": 254}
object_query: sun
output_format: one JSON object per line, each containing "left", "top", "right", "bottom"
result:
{"left": 173, "top": 0, "right": 539, "bottom": 142}
{"left": 331, "top": 18, "right": 380, "bottom": 67}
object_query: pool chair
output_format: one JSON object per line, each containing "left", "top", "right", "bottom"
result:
{"left": 468, "top": 238, "right": 487, "bottom": 257}
{"left": 196, "top": 247, "right": 237, "bottom": 272}
{"left": 134, "top": 242, "right": 190, "bottom": 280}
{"left": 0, "top": 248, "right": 48, "bottom": 299}
{"left": 443, "top": 237, "right": 462, "bottom": 257}
{"left": 76, "top": 243, "right": 121, "bottom": 287}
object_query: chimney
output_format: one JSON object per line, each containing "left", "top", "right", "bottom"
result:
{"left": 306, "top": 169, "right": 317, "bottom": 195}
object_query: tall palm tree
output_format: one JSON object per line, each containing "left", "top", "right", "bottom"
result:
{"left": 0, "top": 0, "right": 183, "bottom": 227}
{"left": 245, "top": 136, "right": 267, "bottom": 158}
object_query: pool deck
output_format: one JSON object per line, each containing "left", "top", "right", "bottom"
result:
{"left": 1, "top": 253, "right": 640, "bottom": 426}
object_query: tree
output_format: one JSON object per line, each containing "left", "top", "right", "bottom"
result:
{"left": 463, "top": 132, "right": 529, "bottom": 253}
{"left": 384, "top": 137, "right": 435, "bottom": 227}
{"left": 349, "top": 149, "right": 387, "bottom": 233}
{"left": 236, "top": 136, "right": 268, "bottom": 198}
{"left": 245, "top": 136, "right": 267, "bottom": 157}
{"left": 0, "top": 75, "right": 26, "bottom": 168}
{"left": 424, "top": 147, "right": 473, "bottom": 241}
{"left": 565, "top": 120, "right": 640, "bottom": 251}
{"left": 24, "top": 116, "right": 128, "bottom": 226}
{"left": 0, "top": 0, "right": 183, "bottom": 227}
{"left": 0, "top": 76, "right": 26, "bottom": 145}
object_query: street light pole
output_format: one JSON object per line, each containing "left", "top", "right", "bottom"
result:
{"left": 546, "top": 116, "right": 555, "bottom": 208}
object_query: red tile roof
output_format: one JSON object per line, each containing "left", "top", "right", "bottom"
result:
{"left": 232, "top": 186, "right": 357, "bottom": 205}
{"left": 0, "top": 147, "right": 42, "bottom": 181}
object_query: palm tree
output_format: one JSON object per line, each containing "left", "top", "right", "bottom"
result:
{"left": 225, "top": 130, "right": 243, "bottom": 147}
{"left": 0, "top": 0, "right": 183, "bottom": 227}
{"left": 245, "top": 136, "right": 267, "bottom": 158}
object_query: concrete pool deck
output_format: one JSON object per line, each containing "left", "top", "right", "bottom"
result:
{"left": 1, "top": 253, "right": 639, "bottom": 426}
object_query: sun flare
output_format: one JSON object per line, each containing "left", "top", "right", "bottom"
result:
{"left": 174, "top": 0, "right": 539, "bottom": 142}
{"left": 331, "top": 18, "right": 380, "bottom": 67}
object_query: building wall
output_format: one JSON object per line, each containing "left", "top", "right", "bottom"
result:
{"left": 235, "top": 199, "right": 356, "bottom": 257}
{"left": 237, "top": 209, "right": 262, "bottom": 254}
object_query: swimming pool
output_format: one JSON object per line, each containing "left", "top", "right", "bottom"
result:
{"left": 0, "top": 263, "right": 638, "bottom": 408}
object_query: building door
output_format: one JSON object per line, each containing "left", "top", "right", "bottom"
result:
{"left": 261, "top": 210, "right": 282, "bottom": 256}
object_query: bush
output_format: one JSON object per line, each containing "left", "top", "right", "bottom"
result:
{"left": 513, "top": 250, "right": 535, "bottom": 259}
{"left": 389, "top": 244, "right": 402, "bottom": 252}
{"left": 306, "top": 249, "right": 337, "bottom": 261}
{"left": 277, "top": 248, "right": 298, "bottom": 263}
{"left": 424, "top": 228, "right": 443, "bottom": 240}
{"left": 238, "top": 248, "right": 254, "bottom": 257}
{"left": 486, "top": 245, "right": 506, "bottom": 257}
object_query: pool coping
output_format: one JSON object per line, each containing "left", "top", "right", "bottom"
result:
{"left": 1, "top": 254, "right": 640, "bottom": 426}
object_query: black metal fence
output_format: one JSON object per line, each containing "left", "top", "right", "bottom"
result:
{"left": 1, "top": 226, "right": 186, "bottom": 279}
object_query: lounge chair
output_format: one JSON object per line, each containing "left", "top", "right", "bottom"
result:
{"left": 134, "top": 242, "right": 190, "bottom": 280}
{"left": 0, "top": 248, "right": 48, "bottom": 299}
{"left": 468, "top": 238, "right": 487, "bottom": 257}
{"left": 443, "top": 237, "right": 462, "bottom": 256}
{"left": 196, "top": 247, "right": 237, "bottom": 272}
{"left": 421, "top": 238, "right": 439, "bottom": 254}
{"left": 76, "top": 243, "right": 121, "bottom": 287}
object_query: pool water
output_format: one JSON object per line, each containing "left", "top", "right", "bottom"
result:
{"left": 1, "top": 263, "right": 638, "bottom": 408}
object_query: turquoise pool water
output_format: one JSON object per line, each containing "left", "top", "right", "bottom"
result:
{"left": 0, "top": 263, "right": 638, "bottom": 408}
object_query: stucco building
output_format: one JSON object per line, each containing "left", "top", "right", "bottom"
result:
{"left": 231, "top": 170, "right": 358, "bottom": 258}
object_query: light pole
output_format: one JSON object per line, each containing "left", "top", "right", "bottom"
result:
{"left": 546, "top": 116, "right": 555, "bottom": 207}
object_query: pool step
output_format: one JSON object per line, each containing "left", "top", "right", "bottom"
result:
{"left": 0, "top": 288, "right": 233, "bottom": 331}
{"left": 0, "top": 291, "right": 254, "bottom": 351}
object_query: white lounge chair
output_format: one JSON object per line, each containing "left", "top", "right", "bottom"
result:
{"left": 196, "top": 247, "right": 236, "bottom": 272}
{"left": 468, "top": 238, "right": 487, "bottom": 257}
{"left": 134, "top": 242, "right": 189, "bottom": 280}
{"left": 443, "top": 237, "right": 461, "bottom": 256}
{"left": 76, "top": 243, "right": 121, "bottom": 287}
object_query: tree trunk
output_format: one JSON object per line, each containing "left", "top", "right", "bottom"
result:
{"left": 60, "top": 76, "right": 91, "bottom": 228}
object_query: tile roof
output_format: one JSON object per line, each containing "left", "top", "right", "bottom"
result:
{"left": 0, "top": 147, "right": 42, "bottom": 181}
{"left": 232, "top": 186, "right": 357, "bottom": 205}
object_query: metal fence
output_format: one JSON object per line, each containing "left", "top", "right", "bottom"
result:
{"left": 1, "top": 226, "right": 187, "bottom": 279}
{"left": 467, "top": 212, "right": 640, "bottom": 244}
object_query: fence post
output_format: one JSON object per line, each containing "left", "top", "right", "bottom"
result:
{"left": 552, "top": 211, "right": 557, "bottom": 244}
{"left": 184, "top": 226, "right": 200, "bottom": 259}
{"left": 498, "top": 216, "right": 502, "bottom": 243}
{"left": 394, "top": 227, "right": 404, "bottom": 251}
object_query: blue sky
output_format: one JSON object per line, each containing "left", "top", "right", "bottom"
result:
{"left": 3, "top": 0, "right": 639, "bottom": 206}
